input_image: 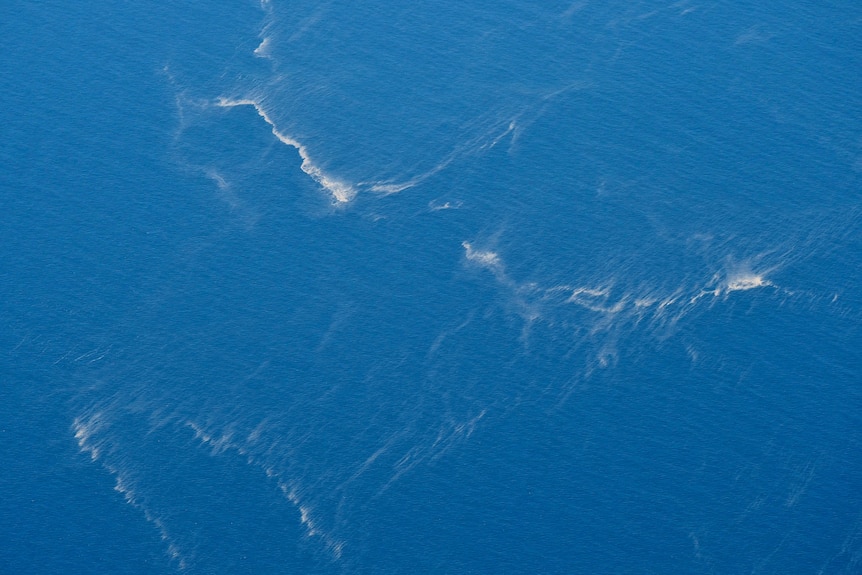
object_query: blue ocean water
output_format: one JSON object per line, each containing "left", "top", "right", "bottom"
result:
{"left": 2, "top": 1, "right": 861, "bottom": 573}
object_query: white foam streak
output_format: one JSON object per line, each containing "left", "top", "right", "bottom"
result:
{"left": 479, "top": 121, "right": 516, "bottom": 151}
{"left": 186, "top": 420, "right": 345, "bottom": 560}
{"left": 429, "top": 199, "right": 462, "bottom": 211}
{"left": 216, "top": 97, "right": 356, "bottom": 204}
{"left": 72, "top": 414, "right": 189, "bottom": 570}
{"left": 462, "top": 241, "right": 503, "bottom": 272}
{"left": 689, "top": 270, "right": 778, "bottom": 304}
{"left": 253, "top": 37, "right": 273, "bottom": 58}
{"left": 365, "top": 157, "right": 453, "bottom": 195}
{"left": 368, "top": 182, "right": 414, "bottom": 194}
{"left": 277, "top": 482, "right": 344, "bottom": 559}
{"left": 726, "top": 273, "right": 772, "bottom": 292}
{"left": 462, "top": 239, "right": 785, "bottom": 364}
{"left": 564, "top": 286, "right": 627, "bottom": 314}
{"left": 429, "top": 409, "right": 487, "bottom": 461}
{"left": 376, "top": 410, "right": 489, "bottom": 494}
{"left": 73, "top": 412, "right": 105, "bottom": 461}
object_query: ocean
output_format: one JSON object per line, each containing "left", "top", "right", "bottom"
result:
{"left": 2, "top": 1, "right": 860, "bottom": 573}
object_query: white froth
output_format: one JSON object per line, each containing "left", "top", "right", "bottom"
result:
{"left": 187, "top": 420, "right": 345, "bottom": 559}
{"left": 726, "top": 273, "right": 772, "bottom": 292}
{"left": 462, "top": 241, "right": 503, "bottom": 271}
{"left": 564, "top": 287, "right": 626, "bottom": 313}
{"left": 460, "top": 234, "right": 790, "bottom": 354}
{"left": 253, "top": 37, "right": 272, "bottom": 58}
{"left": 365, "top": 155, "right": 454, "bottom": 196}
{"left": 216, "top": 97, "right": 356, "bottom": 204}
{"left": 72, "top": 413, "right": 189, "bottom": 569}
{"left": 369, "top": 182, "right": 415, "bottom": 194}
{"left": 73, "top": 413, "right": 105, "bottom": 461}
{"left": 429, "top": 199, "right": 462, "bottom": 211}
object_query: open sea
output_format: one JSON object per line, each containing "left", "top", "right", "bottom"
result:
{"left": 2, "top": 1, "right": 861, "bottom": 573}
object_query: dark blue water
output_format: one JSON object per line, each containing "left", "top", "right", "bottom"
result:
{"left": 3, "top": 1, "right": 861, "bottom": 573}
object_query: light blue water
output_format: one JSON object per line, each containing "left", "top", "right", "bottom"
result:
{"left": 2, "top": 1, "right": 861, "bottom": 573}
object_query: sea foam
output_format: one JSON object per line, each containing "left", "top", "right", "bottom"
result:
{"left": 253, "top": 37, "right": 273, "bottom": 59}
{"left": 72, "top": 413, "right": 189, "bottom": 570}
{"left": 216, "top": 97, "right": 356, "bottom": 204}
{"left": 186, "top": 419, "right": 345, "bottom": 560}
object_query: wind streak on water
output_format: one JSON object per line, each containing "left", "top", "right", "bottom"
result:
{"left": 59, "top": 1, "right": 862, "bottom": 572}
{"left": 72, "top": 411, "right": 189, "bottom": 570}
{"left": 185, "top": 420, "right": 345, "bottom": 560}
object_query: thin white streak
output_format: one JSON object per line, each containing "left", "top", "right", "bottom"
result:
{"left": 216, "top": 97, "right": 356, "bottom": 204}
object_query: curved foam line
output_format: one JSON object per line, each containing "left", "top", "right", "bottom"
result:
{"left": 216, "top": 97, "right": 356, "bottom": 204}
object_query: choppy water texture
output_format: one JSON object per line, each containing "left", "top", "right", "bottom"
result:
{"left": 2, "top": 1, "right": 861, "bottom": 573}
